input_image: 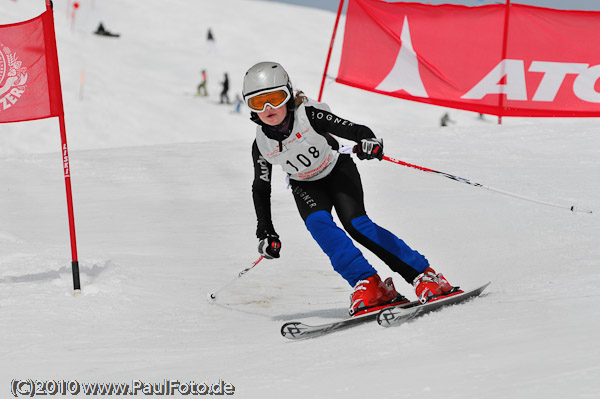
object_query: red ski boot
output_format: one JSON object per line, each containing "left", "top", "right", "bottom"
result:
{"left": 349, "top": 274, "right": 408, "bottom": 317}
{"left": 412, "top": 267, "right": 458, "bottom": 304}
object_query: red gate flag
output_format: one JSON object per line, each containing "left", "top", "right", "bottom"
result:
{"left": 0, "top": 10, "right": 64, "bottom": 123}
{"left": 337, "top": 0, "right": 600, "bottom": 117}
{"left": 1, "top": 3, "right": 80, "bottom": 294}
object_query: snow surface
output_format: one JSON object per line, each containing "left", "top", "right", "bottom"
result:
{"left": 1, "top": 1, "right": 599, "bottom": 398}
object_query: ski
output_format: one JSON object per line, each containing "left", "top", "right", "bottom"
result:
{"left": 377, "top": 282, "right": 491, "bottom": 327}
{"left": 281, "top": 300, "right": 418, "bottom": 340}
{"left": 280, "top": 282, "right": 490, "bottom": 339}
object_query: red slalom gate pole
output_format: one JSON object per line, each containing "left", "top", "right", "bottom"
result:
{"left": 318, "top": 0, "right": 345, "bottom": 102}
{"left": 498, "top": 0, "right": 511, "bottom": 125}
{"left": 46, "top": 0, "right": 81, "bottom": 294}
{"left": 59, "top": 115, "right": 81, "bottom": 293}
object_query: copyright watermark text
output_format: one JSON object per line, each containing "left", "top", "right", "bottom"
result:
{"left": 10, "top": 379, "right": 235, "bottom": 397}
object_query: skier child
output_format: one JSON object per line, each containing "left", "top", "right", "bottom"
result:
{"left": 243, "top": 61, "right": 456, "bottom": 316}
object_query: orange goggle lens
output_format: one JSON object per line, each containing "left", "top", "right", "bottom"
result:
{"left": 246, "top": 89, "right": 290, "bottom": 112}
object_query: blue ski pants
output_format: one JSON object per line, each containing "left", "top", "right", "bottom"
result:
{"left": 291, "top": 155, "right": 429, "bottom": 287}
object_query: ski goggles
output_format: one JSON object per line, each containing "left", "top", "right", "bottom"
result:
{"left": 245, "top": 86, "right": 291, "bottom": 112}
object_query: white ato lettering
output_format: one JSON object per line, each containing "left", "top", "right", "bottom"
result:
{"left": 462, "top": 59, "right": 600, "bottom": 103}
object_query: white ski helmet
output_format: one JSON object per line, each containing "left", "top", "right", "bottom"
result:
{"left": 242, "top": 61, "right": 292, "bottom": 101}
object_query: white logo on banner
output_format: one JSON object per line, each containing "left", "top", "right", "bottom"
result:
{"left": 0, "top": 44, "right": 28, "bottom": 112}
{"left": 462, "top": 59, "right": 600, "bottom": 103}
{"left": 375, "top": 16, "right": 428, "bottom": 98}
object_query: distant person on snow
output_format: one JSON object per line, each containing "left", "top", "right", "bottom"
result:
{"left": 440, "top": 112, "right": 455, "bottom": 127}
{"left": 197, "top": 70, "right": 208, "bottom": 96}
{"left": 243, "top": 61, "right": 457, "bottom": 316}
{"left": 206, "top": 28, "right": 216, "bottom": 53}
{"left": 234, "top": 94, "right": 243, "bottom": 113}
{"left": 220, "top": 73, "right": 230, "bottom": 104}
{"left": 95, "top": 22, "right": 106, "bottom": 35}
{"left": 94, "top": 22, "right": 120, "bottom": 38}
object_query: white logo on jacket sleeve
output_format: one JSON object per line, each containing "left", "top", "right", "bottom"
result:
{"left": 311, "top": 110, "right": 354, "bottom": 126}
{"left": 257, "top": 156, "right": 270, "bottom": 182}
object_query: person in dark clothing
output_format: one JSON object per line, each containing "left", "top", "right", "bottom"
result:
{"left": 206, "top": 29, "right": 216, "bottom": 53}
{"left": 242, "top": 61, "right": 457, "bottom": 317}
{"left": 95, "top": 22, "right": 106, "bottom": 35}
{"left": 220, "top": 73, "right": 230, "bottom": 104}
{"left": 440, "top": 112, "right": 455, "bottom": 127}
{"left": 94, "top": 22, "right": 120, "bottom": 38}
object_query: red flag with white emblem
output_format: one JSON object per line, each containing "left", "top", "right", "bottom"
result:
{"left": 0, "top": 3, "right": 80, "bottom": 294}
{"left": 0, "top": 10, "right": 63, "bottom": 123}
{"left": 337, "top": 0, "right": 600, "bottom": 117}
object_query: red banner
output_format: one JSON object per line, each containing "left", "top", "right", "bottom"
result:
{"left": 337, "top": 0, "right": 600, "bottom": 117}
{"left": 0, "top": 10, "right": 64, "bottom": 123}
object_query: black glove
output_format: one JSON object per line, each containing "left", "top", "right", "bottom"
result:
{"left": 258, "top": 233, "right": 282, "bottom": 259}
{"left": 354, "top": 138, "right": 384, "bottom": 160}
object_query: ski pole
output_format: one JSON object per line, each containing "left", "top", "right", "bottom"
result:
{"left": 207, "top": 256, "right": 264, "bottom": 303}
{"left": 339, "top": 145, "right": 592, "bottom": 214}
